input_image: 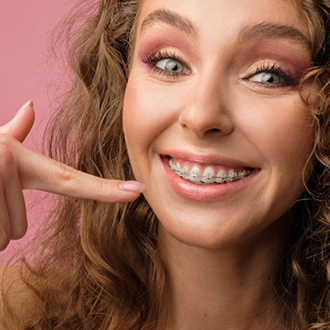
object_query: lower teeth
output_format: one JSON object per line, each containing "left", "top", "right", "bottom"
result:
{"left": 169, "top": 158, "right": 251, "bottom": 185}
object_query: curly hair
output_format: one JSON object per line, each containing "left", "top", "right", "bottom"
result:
{"left": 2, "top": 0, "right": 330, "bottom": 329}
{"left": 274, "top": 1, "right": 330, "bottom": 329}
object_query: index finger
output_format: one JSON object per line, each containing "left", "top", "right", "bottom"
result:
{"left": 16, "top": 142, "right": 145, "bottom": 203}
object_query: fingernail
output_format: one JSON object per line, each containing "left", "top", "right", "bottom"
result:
{"left": 119, "top": 181, "right": 145, "bottom": 193}
{"left": 16, "top": 100, "right": 33, "bottom": 115}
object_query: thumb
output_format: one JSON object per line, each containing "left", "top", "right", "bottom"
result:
{"left": 0, "top": 101, "right": 35, "bottom": 142}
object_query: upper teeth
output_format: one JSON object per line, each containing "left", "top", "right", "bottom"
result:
{"left": 169, "top": 158, "right": 251, "bottom": 184}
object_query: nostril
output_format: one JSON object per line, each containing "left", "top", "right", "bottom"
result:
{"left": 207, "top": 128, "right": 222, "bottom": 134}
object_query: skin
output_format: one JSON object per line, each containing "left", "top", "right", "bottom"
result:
{"left": 0, "top": 0, "right": 316, "bottom": 328}
{"left": 123, "top": 0, "right": 314, "bottom": 328}
{"left": 0, "top": 104, "right": 143, "bottom": 327}
{"left": 0, "top": 101, "right": 145, "bottom": 251}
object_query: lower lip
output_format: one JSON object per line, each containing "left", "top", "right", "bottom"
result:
{"left": 161, "top": 157, "right": 259, "bottom": 202}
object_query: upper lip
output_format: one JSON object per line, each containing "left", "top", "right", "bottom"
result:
{"left": 161, "top": 150, "right": 257, "bottom": 169}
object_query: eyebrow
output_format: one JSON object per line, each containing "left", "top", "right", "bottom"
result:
{"left": 140, "top": 9, "right": 197, "bottom": 36}
{"left": 140, "top": 9, "right": 311, "bottom": 50}
{"left": 240, "top": 22, "right": 311, "bottom": 50}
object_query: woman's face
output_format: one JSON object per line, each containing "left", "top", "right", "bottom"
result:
{"left": 123, "top": 0, "right": 314, "bottom": 249}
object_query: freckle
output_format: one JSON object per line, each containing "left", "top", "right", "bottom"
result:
{"left": 204, "top": 313, "right": 208, "bottom": 317}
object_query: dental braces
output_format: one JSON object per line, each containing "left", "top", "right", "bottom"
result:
{"left": 169, "top": 158, "right": 251, "bottom": 184}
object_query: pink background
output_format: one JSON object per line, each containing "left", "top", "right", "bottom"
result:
{"left": 0, "top": 1, "right": 75, "bottom": 260}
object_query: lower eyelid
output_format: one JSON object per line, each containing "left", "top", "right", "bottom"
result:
{"left": 144, "top": 64, "right": 189, "bottom": 80}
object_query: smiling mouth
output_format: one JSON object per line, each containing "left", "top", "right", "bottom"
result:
{"left": 167, "top": 156, "right": 254, "bottom": 185}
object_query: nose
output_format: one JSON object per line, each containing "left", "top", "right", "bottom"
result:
{"left": 178, "top": 78, "right": 234, "bottom": 138}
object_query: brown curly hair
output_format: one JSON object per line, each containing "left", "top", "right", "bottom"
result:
{"left": 270, "top": 0, "right": 330, "bottom": 329}
{"left": 3, "top": 0, "right": 330, "bottom": 329}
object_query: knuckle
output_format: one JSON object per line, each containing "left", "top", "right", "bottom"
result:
{"left": 54, "top": 163, "right": 79, "bottom": 193}
{"left": 99, "top": 179, "right": 108, "bottom": 194}
{"left": 96, "top": 179, "right": 112, "bottom": 201}
{"left": 56, "top": 162, "right": 77, "bottom": 181}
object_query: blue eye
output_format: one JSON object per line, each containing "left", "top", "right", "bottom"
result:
{"left": 143, "top": 50, "right": 190, "bottom": 78}
{"left": 155, "top": 58, "right": 188, "bottom": 74}
{"left": 250, "top": 72, "right": 282, "bottom": 84}
{"left": 246, "top": 64, "right": 298, "bottom": 88}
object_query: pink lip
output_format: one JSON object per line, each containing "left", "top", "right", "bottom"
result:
{"left": 162, "top": 150, "right": 255, "bottom": 168}
{"left": 160, "top": 151, "right": 259, "bottom": 202}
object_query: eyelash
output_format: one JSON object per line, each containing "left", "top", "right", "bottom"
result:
{"left": 142, "top": 50, "right": 299, "bottom": 88}
{"left": 142, "top": 50, "right": 190, "bottom": 78}
{"left": 245, "top": 63, "right": 299, "bottom": 88}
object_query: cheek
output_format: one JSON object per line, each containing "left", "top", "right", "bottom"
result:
{"left": 123, "top": 78, "right": 146, "bottom": 175}
{"left": 124, "top": 77, "right": 164, "bottom": 143}
{"left": 237, "top": 95, "right": 313, "bottom": 168}
{"left": 265, "top": 109, "right": 312, "bottom": 170}
{"left": 123, "top": 72, "right": 189, "bottom": 153}
{"left": 123, "top": 74, "right": 178, "bottom": 179}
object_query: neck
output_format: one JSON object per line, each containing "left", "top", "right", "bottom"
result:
{"left": 159, "top": 219, "right": 291, "bottom": 330}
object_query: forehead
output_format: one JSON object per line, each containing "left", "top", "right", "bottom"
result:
{"left": 136, "top": 0, "right": 309, "bottom": 41}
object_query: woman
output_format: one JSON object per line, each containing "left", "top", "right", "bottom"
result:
{"left": 1, "top": 0, "right": 330, "bottom": 329}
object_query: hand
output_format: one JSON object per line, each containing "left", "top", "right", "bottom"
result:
{"left": 0, "top": 101, "right": 145, "bottom": 251}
